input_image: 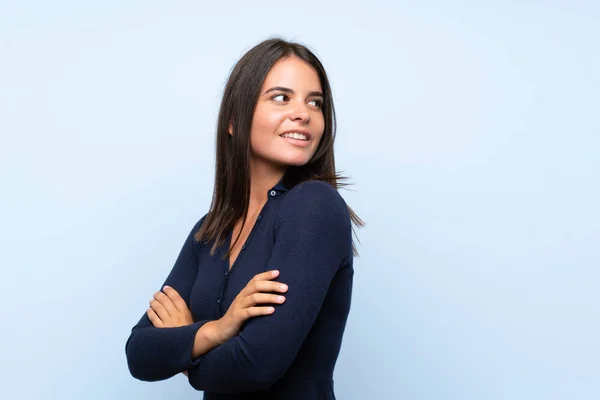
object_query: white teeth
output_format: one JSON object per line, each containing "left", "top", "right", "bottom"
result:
{"left": 281, "top": 132, "right": 308, "bottom": 140}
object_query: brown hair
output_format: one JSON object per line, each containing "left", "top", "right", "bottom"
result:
{"left": 195, "top": 36, "right": 365, "bottom": 258}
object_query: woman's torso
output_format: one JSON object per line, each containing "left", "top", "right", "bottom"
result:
{"left": 189, "top": 187, "right": 354, "bottom": 399}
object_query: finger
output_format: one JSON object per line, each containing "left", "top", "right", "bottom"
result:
{"left": 154, "top": 291, "right": 176, "bottom": 316}
{"left": 147, "top": 307, "right": 164, "bottom": 328}
{"left": 150, "top": 298, "right": 170, "bottom": 321}
{"left": 243, "top": 292, "right": 286, "bottom": 308}
{"left": 251, "top": 280, "right": 289, "bottom": 294}
{"left": 244, "top": 306, "right": 275, "bottom": 319}
{"left": 163, "top": 286, "right": 189, "bottom": 314}
{"left": 254, "top": 270, "right": 279, "bottom": 281}
{"left": 240, "top": 271, "right": 283, "bottom": 297}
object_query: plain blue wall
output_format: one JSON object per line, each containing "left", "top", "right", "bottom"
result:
{"left": 1, "top": 1, "right": 598, "bottom": 399}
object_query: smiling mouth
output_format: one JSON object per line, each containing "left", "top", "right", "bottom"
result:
{"left": 279, "top": 132, "right": 310, "bottom": 141}
{"left": 279, "top": 134, "right": 311, "bottom": 147}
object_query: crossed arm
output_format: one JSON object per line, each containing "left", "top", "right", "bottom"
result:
{"left": 125, "top": 181, "right": 352, "bottom": 393}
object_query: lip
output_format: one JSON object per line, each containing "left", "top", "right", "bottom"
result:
{"left": 280, "top": 135, "right": 311, "bottom": 148}
{"left": 279, "top": 129, "right": 312, "bottom": 141}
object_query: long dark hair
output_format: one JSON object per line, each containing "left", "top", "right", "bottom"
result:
{"left": 195, "top": 36, "right": 365, "bottom": 258}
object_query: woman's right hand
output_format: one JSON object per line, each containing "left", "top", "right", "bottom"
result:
{"left": 213, "top": 269, "right": 288, "bottom": 344}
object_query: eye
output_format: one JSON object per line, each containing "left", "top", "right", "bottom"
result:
{"left": 309, "top": 99, "right": 324, "bottom": 108}
{"left": 271, "top": 93, "right": 289, "bottom": 102}
{"left": 271, "top": 93, "right": 323, "bottom": 109}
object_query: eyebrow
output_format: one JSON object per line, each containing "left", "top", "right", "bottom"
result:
{"left": 263, "top": 86, "right": 324, "bottom": 98}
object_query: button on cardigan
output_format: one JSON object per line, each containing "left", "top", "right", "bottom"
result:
{"left": 125, "top": 179, "right": 354, "bottom": 399}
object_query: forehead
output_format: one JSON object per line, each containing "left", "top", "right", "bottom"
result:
{"left": 262, "top": 56, "right": 322, "bottom": 91}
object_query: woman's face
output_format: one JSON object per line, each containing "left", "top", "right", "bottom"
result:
{"left": 245, "top": 55, "right": 325, "bottom": 171}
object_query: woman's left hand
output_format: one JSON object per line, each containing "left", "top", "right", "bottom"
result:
{"left": 147, "top": 286, "right": 194, "bottom": 328}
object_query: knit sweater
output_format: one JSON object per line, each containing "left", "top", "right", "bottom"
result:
{"left": 125, "top": 179, "right": 354, "bottom": 399}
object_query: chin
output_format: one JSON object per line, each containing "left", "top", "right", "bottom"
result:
{"left": 279, "top": 155, "right": 314, "bottom": 167}
{"left": 253, "top": 149, "right": 315, "bottom": 169}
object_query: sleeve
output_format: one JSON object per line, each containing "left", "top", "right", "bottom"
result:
{"left": 186, "top": 181, "right": 353, "bottom": 393}
{"left": 125, "top": 214, "right": 212, "bottom": 382}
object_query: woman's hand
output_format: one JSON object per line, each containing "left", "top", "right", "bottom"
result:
{"left": 213, "top": 269, "right": 288, "bottom": 344}
{"left": 147, "top": 286, "right": 194, "bottom": 328}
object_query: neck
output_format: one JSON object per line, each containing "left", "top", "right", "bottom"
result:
{"left": 248, "top": 158, "right": 286, "bottom": 213}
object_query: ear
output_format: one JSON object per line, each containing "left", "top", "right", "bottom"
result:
{"left": 228, "top": 122, "right": 233, "bottom": 136}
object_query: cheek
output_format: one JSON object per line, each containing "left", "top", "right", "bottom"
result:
{"left": 313, "top": 118, "right": 326, "bottom": 144}
{"left": 252, "top": 106, "right": 277, "bottom": 133}
{"left": 251, "top": 110, "right": 268, "bottom": 133}
{"left": 250, "top": 108, "right": 283, "bottom": 147}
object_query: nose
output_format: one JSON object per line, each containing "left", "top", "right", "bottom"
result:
{"left": 289, "top": 103, "right": 310, "bottom": 123}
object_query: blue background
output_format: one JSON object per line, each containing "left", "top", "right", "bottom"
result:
{"left": 1, "top": 1, "right": 598, "bottom": 399}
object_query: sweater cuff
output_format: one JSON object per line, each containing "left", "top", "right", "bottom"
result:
{"left": 183, "top": 320, "right": 211, "bottom": 369}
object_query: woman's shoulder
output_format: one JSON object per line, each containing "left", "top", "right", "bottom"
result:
{"left": 286, "top": 179, "right": 345, "bottom": 204}
{"left": 195, "top": 212, "right": 210, "bottom": 228}
{"left": 189, "top": 212, "right": 210, "bottom": 240}
{"left": 279, "top": 179, "right": 350, "bottom": 224}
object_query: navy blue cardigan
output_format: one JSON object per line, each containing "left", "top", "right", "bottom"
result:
{"left": 125, "top": 179, "right": 354, "bottom": 399}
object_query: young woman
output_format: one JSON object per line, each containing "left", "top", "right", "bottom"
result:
{"left": 125, "top": 37, "right": 364, "bottom": 399}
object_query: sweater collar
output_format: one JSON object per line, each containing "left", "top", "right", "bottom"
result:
{"left": 270, "top": 177, "right": 289, "bottom": 194}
